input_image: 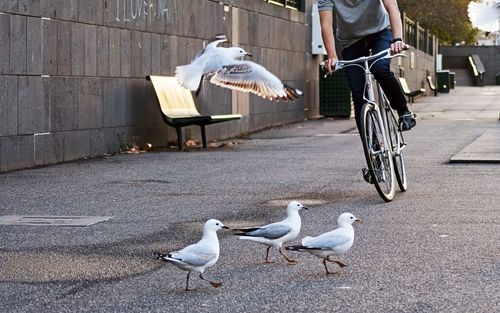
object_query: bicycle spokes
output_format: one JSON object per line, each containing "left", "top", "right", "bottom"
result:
{"left": 361, "top": 103, "right": 395, "bottom": 202}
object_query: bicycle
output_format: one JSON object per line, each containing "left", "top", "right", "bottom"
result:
{"left": 322, "top": 48, "right": 408, "bottom": 202}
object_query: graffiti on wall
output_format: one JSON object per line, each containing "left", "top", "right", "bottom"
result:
{"left": 114, "top": 0, "right": 178, "bottom": 23}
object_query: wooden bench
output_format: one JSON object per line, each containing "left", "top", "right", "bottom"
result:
{"left": 426, "top": 75, "right": 437, "bottom": 96}
{"left": 426, "top": 75, "right": 436, "bottom": 92}
{"left": 398, "top": 77, "right": 426, "bottom": 103}
{"left": 146, "top": 76, "right": 242, "bottom": 151}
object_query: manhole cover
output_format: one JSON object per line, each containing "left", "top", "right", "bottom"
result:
{"left": 0, "top": 216, "right": 114, "bottom": 226}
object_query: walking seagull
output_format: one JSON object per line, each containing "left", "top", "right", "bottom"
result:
{"left": 175, "top": 35, "right": 303, "bottom": 101}
{"left": 286, "top": 212, "right": 362, "bottom": 275}
{"left": 232, "top": 201, "right": 308, "bottom": 264}
{"left": 468, "top": 0, "right": 500, "bottom": 36}
{"left": 154, "top": 219, "right": 229, "bottom": 291}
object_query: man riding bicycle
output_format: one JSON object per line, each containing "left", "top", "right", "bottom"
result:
{"left": 318, "top": 0, "right": 416, "bottom": 183}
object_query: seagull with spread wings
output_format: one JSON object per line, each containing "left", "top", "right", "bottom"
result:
{"left": 175, "top": 35, "right": 303, "bottom": 101}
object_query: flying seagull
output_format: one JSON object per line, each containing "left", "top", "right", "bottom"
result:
{"left": 154, "top": 219, "right": 229, "bottom": 291}
{"left": 286, "top": 212, "right": 362, "bottom": 275}
{"left": 468, "top": 0, "right": 500, "bottom": 36}
{"left": 175, "top": 35, "right": 303, "bottom": 101}
{"left": 232, "top": 201, "right": 308, "bottom": 264}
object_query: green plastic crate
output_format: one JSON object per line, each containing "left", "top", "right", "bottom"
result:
{"left": 319, "top": 67, "right": 352, "bottom": 117}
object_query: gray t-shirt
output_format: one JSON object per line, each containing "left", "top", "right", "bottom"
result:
{"left": 317, "top": 0, "right": 390, "bottom": 48}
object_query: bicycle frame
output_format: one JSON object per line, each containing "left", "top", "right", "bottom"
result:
{"left": 324, "top": 48, "right": 407, "bottom": 159}
{"left": 321, "top": 48, "right": 408, "bottom": 199}
{"left": 376, "top": 83, "right": 406, "bottom": 159}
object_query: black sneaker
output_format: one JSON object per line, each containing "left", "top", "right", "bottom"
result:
{"left": 362, "top": 168, "right": 374, "bottom": 184}
{"left": 399, "top": 111, "right": 416, "bottom": 131}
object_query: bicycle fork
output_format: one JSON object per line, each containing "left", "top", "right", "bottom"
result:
{"left": 364, "top": 66, "right": 392, "bottom": 183}
{"left": 364, "top": 68, "right": 390, "bottom": 159}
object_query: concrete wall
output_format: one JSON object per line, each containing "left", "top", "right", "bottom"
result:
{"left": 0, "top": 0, "right": 319, "bottom": 172}
{"left": 392, "top": 48, "right": 436, "bottom": 96}
{"left": 441, "top": 46, "right": 500, "bottom": 85}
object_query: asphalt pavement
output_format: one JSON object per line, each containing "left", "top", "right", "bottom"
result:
{"left": 0, "top": 86, "right": 499, "bottom": 313}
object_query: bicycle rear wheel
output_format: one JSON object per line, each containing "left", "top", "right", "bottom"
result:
{"left": 360, "top": 103, "right": 395, "bottom": 202}
{"left": 386, "top": 109, "right": 408, "bottom": 191}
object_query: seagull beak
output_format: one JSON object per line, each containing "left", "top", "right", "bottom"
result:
{"left": 355, "top": 218, "right": 363, "bottom": 224}
{"left": 302, "top": 206, "right": 309, "bottom": 211}
{"left": 222, "top": 225, "right": 230, "bottom": 229}
{"left": 246, "top": 53, "right": 252, "bottom": 57}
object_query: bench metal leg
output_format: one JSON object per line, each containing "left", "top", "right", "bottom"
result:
{"left": 176, "top": 127, "right": 183, "bottom": 151}
{"left": 200, "top": 125, "right": 207, "bottom": 149}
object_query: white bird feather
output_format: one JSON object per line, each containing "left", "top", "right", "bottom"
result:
{"left": 233, "top": 201, "right": 308, "bottom": 263}
{"left": 154, "top": 219, "right": 228, "bottom": 291}
{"left": 175, "top": 35, "right": 303, "bottom": 101}
{"left": 286, "top": 212, "right": 362, "bottom": 274}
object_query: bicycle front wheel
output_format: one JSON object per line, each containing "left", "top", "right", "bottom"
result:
{"left": 360, "top": 103, "right": 395, "bottom": 202}
{"left": 387, "top": 109, "right": 408, "bottom": 191}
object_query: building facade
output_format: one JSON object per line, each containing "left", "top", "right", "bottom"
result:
{"left": 0, "top": 0, "right": 434, "bottom": 172}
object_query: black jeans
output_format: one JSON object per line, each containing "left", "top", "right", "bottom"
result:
{"left": 342, "top": 28, "right": 408, "bottom": 130}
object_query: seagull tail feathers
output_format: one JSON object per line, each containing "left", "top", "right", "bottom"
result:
{"left": 175, "top": 64, "right": 204, "bottom": 91}
{"left": 231, "top": 228, "right": 260, "bottom": 236}
{"left": 285, "top": 244, "right": 307, "bottom": 252}
{"left": 283, "top": 84, "right": 304, "bottom": 100}
{"left": 153, "top": 251, "right": 171, "bottom": 261}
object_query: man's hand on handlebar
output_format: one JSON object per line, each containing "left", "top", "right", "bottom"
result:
{"left": 391, "top": 38, "right": 410, "bottom": 54}
{"left": 325, "top": 57, "right": 338, "bottom": 75}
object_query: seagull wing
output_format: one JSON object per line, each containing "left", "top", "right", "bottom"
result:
{"left": 169, "top": 250, "right": 217, "bottom": 267}
{"left": 302, "top": 229, "right": 351, "bottom": 250}
{"left": 236, "top": 223, "right": 292, "bottom": 240}
{"left": 194, "top": 34, "right": 228, "bottom": 60}
{"left": 165, "top": 240, "right": 218, "bottom": 267}
{"left": 468, "top": 1, "right": 500, "bottom": 32}
{"left": 209, "top": 61, "right": 303, "bottom": 101}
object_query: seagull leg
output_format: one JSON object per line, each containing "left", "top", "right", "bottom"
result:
{"left": 185, "top": 271, "right": 194, "bottom": 291}
{"left": 323, "top": 259, "right": 337, "bottom": 275}
{"left": 199, "top": 273, "right": 222, "bottom": 288}
{"left": 332, "top": 260, "right": 347, "bottom": 268}
{"left": 278, "top": 247, "right": 297, "bottom": 264}
{"left": 264, "top": 246, "right": 274, "bottom": 263}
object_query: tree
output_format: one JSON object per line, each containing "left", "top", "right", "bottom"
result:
{"left": 398, "top": 0, "right": 478, "bottom": 45}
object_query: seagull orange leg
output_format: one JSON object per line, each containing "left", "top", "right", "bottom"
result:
{"left": 264, "top": 246, "right": 274, "bottom": 263}
{"left": 199, "top": 273, "right": 222, "bottom": 288}
{"left": 185, "top": 271, "right": 194, "bottom": 291}
{"left": 332, "top": 260, "right": 347, "bottom": 268}
{"left": 323, "top": 259, "right": 337, "bottom": 275}
{"left": 278, "top": 247, "right": 297, "bottom": 264}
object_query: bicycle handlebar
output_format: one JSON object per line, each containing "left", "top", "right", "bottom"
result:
{"left": 320, "top": 47, "right": 408, "bottom": 76}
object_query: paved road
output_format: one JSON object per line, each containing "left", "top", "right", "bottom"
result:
{"left": 1, "top": 87, "right": 499, "bottom": 312}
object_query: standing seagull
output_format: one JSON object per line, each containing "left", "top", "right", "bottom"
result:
{"left": 286, "top": 213, "right": 362, "bottom": 275}
{"left": 233, "top": 201, "right": 308, "bottom": 264}
{"left": 175, "top": 35, "right": 303, "bottom": 101}
{"left": 154, "top": 219, "right": 229, "bottom": 291}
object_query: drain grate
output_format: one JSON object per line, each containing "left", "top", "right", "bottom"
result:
{"left": 0, "top": 215, "right": 114, "bottom": 226}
